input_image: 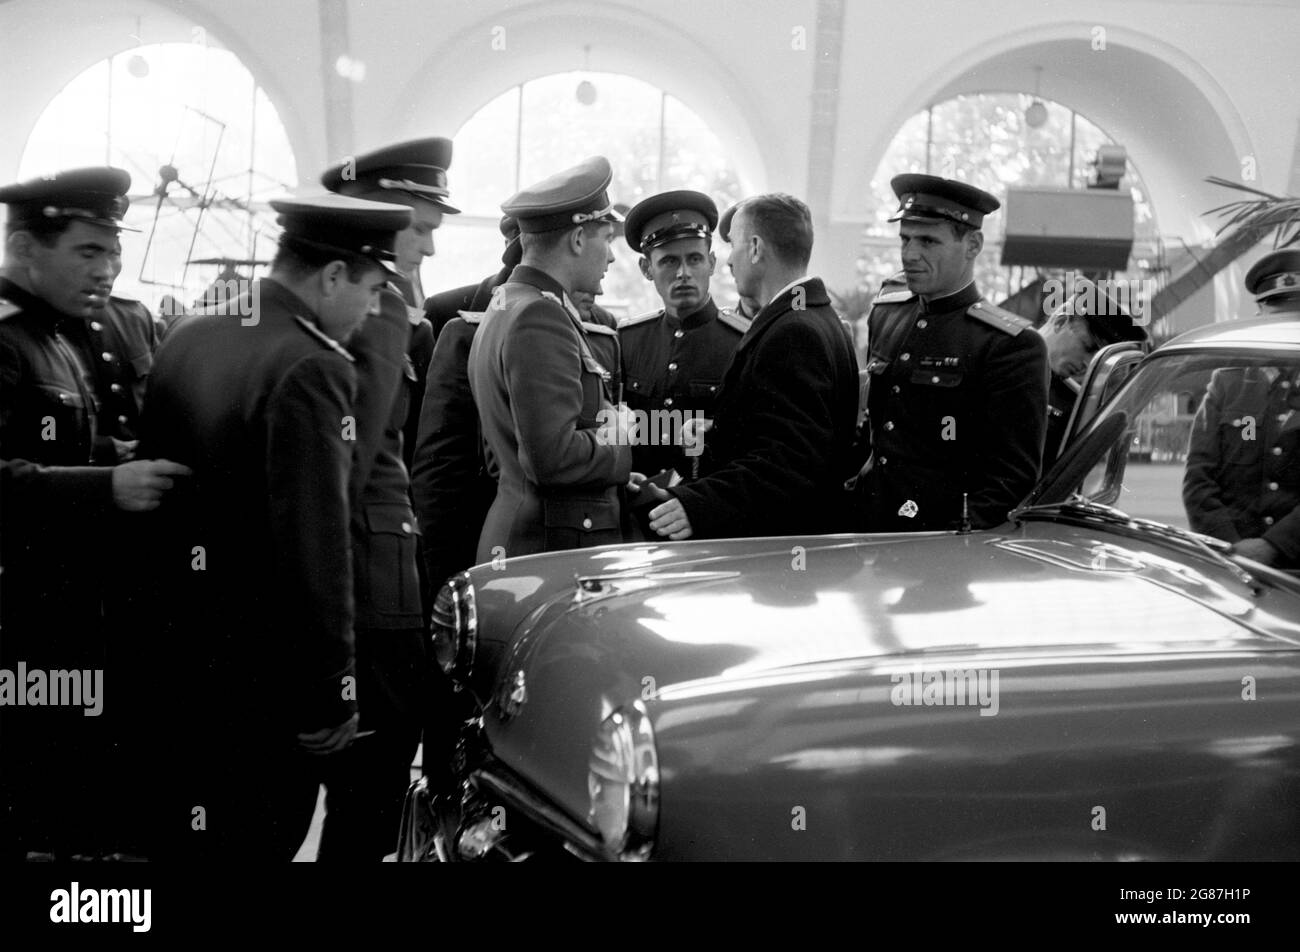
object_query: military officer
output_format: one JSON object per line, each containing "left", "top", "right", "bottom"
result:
{"left": 139, "top": 193, "right": 410, "bottom": 860}
{"left": 0, "top": 167, "right": 192, "bottom": 859}
{"left": 468, "top": 156, "right": 631, "bottom": 559}
{"left": 1183, "top": 249, "right": 1300, "bottom": 567}
{"left": 618, "top": 190, "right": 749, "bottom": 480}
{"left": 1039, "top": 276, "right": 1147, "bottom": 467}
{"left": 862, "top": 173, "right": 1048, "bottom": 532}
{"left": 317, "top": 138, "right": 467, "bottom": 859}
{"left": 322, "top": 137, "right": 459, "bottom": 473}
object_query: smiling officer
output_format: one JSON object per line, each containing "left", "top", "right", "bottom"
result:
{"left": 618, "top": 190, "right": 749, "bottom": 480}
{"left": 863, "top": 173, "right": 1048, "bottom": 532}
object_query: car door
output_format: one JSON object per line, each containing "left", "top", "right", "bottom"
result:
{"left": 1062, "top": 341, "right": 1146, "bottom": 448}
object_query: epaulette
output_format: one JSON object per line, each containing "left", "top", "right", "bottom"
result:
{"left": 293, "top": 316, "right": 357, "bottom": 362}
{"left": 965, "top": 299, "right": 1031, "bottom": 336}
{"left": 717, "top": 306, "right": 751, "bottom": 334}
{"left": 872, "top": 271, "right": 914, "bottom": 305}
{"left": 456, "top": 309, "right": 485, "bottom": 326}
{"left": 617, "top": 308, "right": 663, "bottom": 330}
{"left": 0, "top": 297, "right": 21, "bottom": 321}
{"left": 581, "top": 320, "right": 618, "bottom": 337}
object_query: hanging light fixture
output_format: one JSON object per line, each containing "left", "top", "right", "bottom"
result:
{"left": 1024, "top": 66, "right": 1047, "bottom": 129}
{"left": 576, "top": 45, "right": 596, "bottom": 105}
{"left": 127, "top": 17, "right": 150, "bottom": 78}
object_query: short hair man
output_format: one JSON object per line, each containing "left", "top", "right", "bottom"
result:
{"left": 139, "top": 193, "right": 410, "bottom": 860}
{"left": 618, "top": 190, "right": 749, "bottom": 482}
{"left": 862, "top": 173, "right": 1049, "bottom": 531}
{"left": 468, "top": 156, "right": 630, "bottom": 558}
{"left": 0, "top": 166, "right": 192, "bottom": 859}
{"left": 1183, "top": 248, "right": 1300, "bottom": 566}
{"left": 644, "top": 193, "right": 860, "bottom": 539}
{"left": 1039, "top": 276, "right": 1148, "bottom": 467}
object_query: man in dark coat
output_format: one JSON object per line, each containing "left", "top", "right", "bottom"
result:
{"left": 644, "top": 193, "right": 860, "bottom": 540}
{"left": 862, "top": 173, "right": 1049, "bottom": 532}
{"left": 1184, "top": 248, "right": 1300, "bottom": 567}
{"left": 468, "top": 156, "right": 631, "bottom": 559}
{"left": 139, "top": 194, "right": 410, "bottom": 860}
{"left": 0, "top": 167, "right": 191, "bottom": 860}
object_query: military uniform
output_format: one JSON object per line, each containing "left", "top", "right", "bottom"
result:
{"left": 862, "top": 174, "right": 1048, "bottom": 532}
{"left": 468, "top": 157, "right": 630, "bottom": 559}
{"left": 138, "top": 195, "right": 411, "bottom": 860}
{"left": 0, "top": 168, "right": 156, "bottom": 859}
{"left": 1182, "top": 250, "right": 1300, "bottom": 566}
{"left": 319, "top": 139, "right": 464, "bottom": 860}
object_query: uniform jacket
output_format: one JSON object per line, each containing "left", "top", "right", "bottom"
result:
{"left": 1184, "top": 366, "right": 1300, "bottom": 562}
{"left": 424, "top": 269, "right": 509, "bottom": 341}
{"left": 864, "top": 277, "right": 1048, "bottom": 532}
{"left": 468, "top": 265, "right": 631, "bottom": 560}
{"left": 0, "top": 278, "right": 116, "bottom": 669}
{"left": 139, "top": 278, "right": 359, "bottom": 731}
{"left": 412, "top": 311, "right": 496, "bottom": 593}
{"left": 618, "top": 297, "right": 748, "bottom": 476}
{"left": 670, "top": 278, "right": 860, "bottom": 539}
{"left": 346, "top": 289, "right": 424, "bottom": 633}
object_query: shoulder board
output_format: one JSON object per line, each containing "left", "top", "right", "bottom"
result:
{"left": 717, "top": 307, "right": 751, "bottom": 334}
{"left": 456, "top": 310, "right": 485, "bottom": 326}
{"left": 965, "top": 299, "right": 1032, "bottom": 336}
{"left": 0, "top": 297, "right": 21, "bottom": 321}
{"left": 581, "top": 320, "right": 618, "bottom": 337}
{"left": 293, "top": 316, "right": 357, "bottom": 363}
{"left": 872, "top": 271, "right": 914, "bottom": 305}
{"left": 617, "top": 309, "right": 663, "bottom": 330}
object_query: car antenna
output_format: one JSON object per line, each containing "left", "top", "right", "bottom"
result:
{"left": 958, "top": 493, "right": 972, "bottom": 535}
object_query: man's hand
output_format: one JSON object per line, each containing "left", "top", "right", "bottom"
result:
{"left": 1233, "top": 537, "right": 1279, "bottom": 565}
{"left": 111, "top": 437, "right": 139, "bottom": 462}
{"left": 297, "top": 712, "right": 360, "bottom": 756}
{"left": 111, "top": 459, "right": 194, "bottom": 511}
{"left": 649, "top": 497, "right": 693, "bottom": 540}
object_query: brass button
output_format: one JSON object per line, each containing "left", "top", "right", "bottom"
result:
{"left": 401, "top": 521, "right": 412, "bottom": 534}
{"left": 110, "top": 383, "right": 123, "bottom": 394}
{"left": 1264, "top": 516, "right": 1276, "bottom": 526}
{"left": 884, "top": 421, "right": 894, "bottom": 431}
{"left": 663, "top": 397, "right": 674, "bottom": 407}
{"left": 674, "top": 330, "right": 684, "bottom": 339}
{"left": 878, "top": 457, "right": 887, "bottom": 466}
{"left": 1273, "top": 447, "right": 1283, "bottom": 456}
{"left": 1269, "top": 481, "right": 1279, "bottom": 491}
{"left": 916, "top": 319, "right": 928, "bottom": 329}
{"left": 891, "top": 385, "right": 900, "bottom": 394}
{"left": 101, "top": 351, "right": 113, "bottom": 362}
{"left": 117, "top": 414, "right": 127, "bottom": 425}
{"left": 582, "top": 517, "right": 593, "bottom": 530}
{"left": 58, "top": 393, "right": 68, "bottom": 403}
{"left": 90, "top": 321, "right": 103, "bottom": 331}
{"left": 900, "top": 353, "right": 910, "bottom": 361}
{"left": 931, "top": 375, "right": 940, "bottom": 383}
{"left": 667, "top": 362, "right": 678, "bottom": 372}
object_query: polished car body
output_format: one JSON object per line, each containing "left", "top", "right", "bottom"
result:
{"left": 401, "top": 315, "right": 1300, "bottom": 862}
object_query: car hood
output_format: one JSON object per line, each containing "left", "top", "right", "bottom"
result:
{"left": 463, "top": 526, "right": 1300, "bottom": 840}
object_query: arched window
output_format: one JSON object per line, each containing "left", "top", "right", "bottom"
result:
{"left": 860, "top": 93, "right": 1159, "bottom": 313}
{"left": 431, "top": 71, "right": 746, "bottom": 318}
{"left": 20, "top": 41, "right": 298, "bottom": 309}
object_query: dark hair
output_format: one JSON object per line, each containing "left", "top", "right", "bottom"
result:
{"left": 947, "top": 220, "right": 978, "bottom": 241}
{"left": 272, "top": 236, "right": 378, "bottom": 283}
{"left": 734, "top": 193, "right": 813, "bottom": 269}
{"left": 5, "top": 215, "right": 76, "bottom": 247}
{"left": 520, "top": 220, "right": 606, "bottom": 256}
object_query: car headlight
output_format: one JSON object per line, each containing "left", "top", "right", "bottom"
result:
{"left": 431, "top": 572, "right": 476, "bottom": 682}
{"left": 587, "top": 701, "right": 659, "bottom": 861}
